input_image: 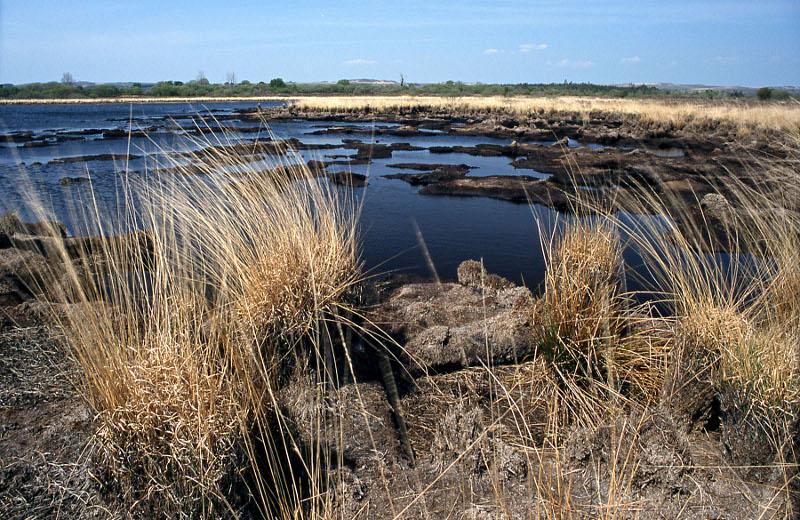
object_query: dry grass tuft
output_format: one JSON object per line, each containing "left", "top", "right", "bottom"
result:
{"left": 92, "top": 353, "right": 241, "bottom": 517}
{"left": 536, "top": 220, "right": 667, "bottom": 426}
{"left": 23, "top": 128, "right": 361, "bottom": 517}
{"left": 539, "top": 222, "right": 623, "bottom": 349}
{"left": 512, "top": 134, "right": 800, "bottom": 516}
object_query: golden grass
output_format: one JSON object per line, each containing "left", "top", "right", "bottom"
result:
{"left": 535, "top": 219, "right": 669, "bottom": 428}
{"left": 506, "top": 133, "right": 800, "bottom": 517}
{"left": 291, "top": 95, "right": 800, "bottom": 132}
{"left": 6, "top": 94, "right": 798, "bottom": 131}
{"left": 23, "top": 131, "right": 361, "bottom": 517}
{"left": 602, "top": 136, "right": 798, "bottom": 505}
{"left": 612, "top": 155, "right": 800, "bottom": 420}
{"left": 539, "top": 222, "right": 623, "bottom": 347}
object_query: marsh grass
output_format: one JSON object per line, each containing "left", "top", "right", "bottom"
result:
{"left": 291, "top": 95, "right": 800, "bottom": 132}
{"left": 18, "top": 123, "right": 366, "bottom": 517}
{"left": 516, "top": 132, "right": 800, "bottom": 516}
{"left": 396, "top": 133, "right": 800, "bottom": 518}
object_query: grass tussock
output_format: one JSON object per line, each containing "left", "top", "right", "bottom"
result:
{"left": 495, "top": 134, "right": 800, "bottom": 517}
{"left": 539, "top": 222, "right": 623, "bottom": 350}
{"left": 536, "top": 220, "right": 668, "bottom": 426}
{"left": 589, "top": 138, "right": 797, "bottom": 417}
{"left": 291, "top": 95, "right": 800, "bottom": 132}
{"left": 25, "top": 131, "right": 361, "bottom": 517}
{"left": 625, "top": 166, "right": 800, "bottom": 427}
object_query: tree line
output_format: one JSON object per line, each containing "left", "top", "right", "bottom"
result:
{"left": 0, "top": 77, "right": 793, "bottom": 100}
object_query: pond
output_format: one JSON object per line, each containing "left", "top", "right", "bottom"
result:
{"left": 0, "top": 101, "right": 609, "bottom": 287}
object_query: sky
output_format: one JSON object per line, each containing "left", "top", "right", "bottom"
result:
{"left": 1, "top": 1, "right": 798, "bottom": 87}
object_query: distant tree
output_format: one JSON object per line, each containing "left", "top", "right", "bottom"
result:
{"left": 772, "top": 89, "right": 793, "bottom": 101}
{"left": 335, "top": 79, "right": 351, "bottom": 93}
{"left": 226, "top": 71, "right": 236, "bottom": 85}
{"left": 196, "top": 71, "right": 210, "bottom": 86}
{"left": 269, "top": 78, "right": 287, "bottom": 89}
{"left": 757, "top": 87, "right": 773, "bottom": 101}
{"left": 400, "top": 73, "right": 405, "bottom": 87}
{"left": 61, "top": 72, "right": 74, "bottom": 84}
{"left": 89, "top": 84, "right": 121, "bottom": 97}
{"left": 150, "top": 81, "right": 181, "bottom": 96}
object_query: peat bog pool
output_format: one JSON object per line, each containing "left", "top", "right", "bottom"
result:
{"left": 0, "top": 101, "right": 616, "bottom": 287}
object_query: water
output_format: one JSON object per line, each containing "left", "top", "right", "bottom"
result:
{"left": 0, "top": 101, "right": 589, "bottom": 286}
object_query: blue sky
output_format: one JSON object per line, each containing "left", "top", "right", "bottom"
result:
{"left": 1, "top": 1, "right": 798, "bottom": 86}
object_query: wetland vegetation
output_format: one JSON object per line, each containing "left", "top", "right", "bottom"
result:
{"left": 1, "top": 95, "right": 798, "bottom": 518}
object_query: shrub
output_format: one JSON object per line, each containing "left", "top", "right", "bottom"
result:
{"left": 758, "top": 86, "right": 774, "bottom": 100}
{"left": 269, "top": 77, "right": 287, "bottom": 90}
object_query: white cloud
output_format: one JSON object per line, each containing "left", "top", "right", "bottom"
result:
{"left": 519, "top": 43, "right": 548, "bottom": 53}
{"left": 621, "top": 55, "right": 641, "bottom": 64}
{"left": 555, "top": 58, "right": 594, "bottom": 68}
{"left": 483, "top": 48, "right": 500, "bottom": 55}
{"left": 343, "top": 58, "right": 376, "bottom": 66}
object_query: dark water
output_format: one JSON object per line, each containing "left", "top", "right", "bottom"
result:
{"left": 0, "top": 102, "right": 585, "bottom": 286}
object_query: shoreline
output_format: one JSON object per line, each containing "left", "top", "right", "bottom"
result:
{"left": 4, "top": 95, "right": 797, "bottom": 132}
{"left": 0, "top": 96, "right": 292, "bottom": 105}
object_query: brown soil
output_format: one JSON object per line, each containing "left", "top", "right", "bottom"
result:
{"left": 0, "top": 307, "right": 107, "bottom": 518}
